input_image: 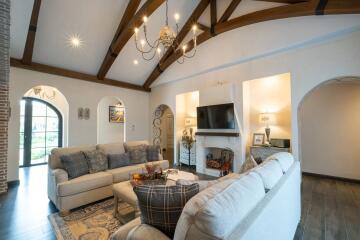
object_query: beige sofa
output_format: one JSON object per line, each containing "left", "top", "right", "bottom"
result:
{"left": 111, "top": 152, "right": 300, "bottom": 240}
{"left": 47, "top": 141, "right": 169, "bottom": 213}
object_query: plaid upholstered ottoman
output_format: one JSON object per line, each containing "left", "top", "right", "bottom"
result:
{"left": 112, "top": 170, "right": 197, "bottom": 223}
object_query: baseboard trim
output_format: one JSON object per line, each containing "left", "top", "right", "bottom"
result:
{"left": 7, "top": 180, "right": 20, "bottom": 188}
{"left": 302, "top": 172, "right": 360, "bottom": 184}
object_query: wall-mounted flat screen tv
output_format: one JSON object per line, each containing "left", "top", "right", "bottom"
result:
{"left": 197, "top": 103, "right": 235, "bottom": 129}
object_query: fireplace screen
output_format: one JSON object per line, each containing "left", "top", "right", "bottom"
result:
{"left": 206, "top": 148, "right": 234, "bottom": 176}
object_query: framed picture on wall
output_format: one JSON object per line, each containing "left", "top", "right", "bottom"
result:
{"left": 109, "top": 106, "right": 125, "bottom": 123}
{"left": 253, "top": 133, "right": 265, "bottom": 146}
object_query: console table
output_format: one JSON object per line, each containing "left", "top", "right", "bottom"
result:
{"left": 250, "top": 146, "right": 290, "bottom": 163}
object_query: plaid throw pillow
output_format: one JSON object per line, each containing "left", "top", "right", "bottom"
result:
{"left": 60, "top": 152, "right": 89, "bottom": 179}
{"left": 147, "top": 145, "right": 162, "bottom": 161}
{"left": 83, "top": 150, "right": 108, "bottom": 173}
{"left": 127, "top": 144, "right": 147, "bottom": 165}
{"left": 133, "top": 183, "right": 199, "bottom": 238}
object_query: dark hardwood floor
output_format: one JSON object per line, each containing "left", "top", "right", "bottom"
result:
{"left": 0, "top": 165, "right": 57, "bottom": 240}
{"left": 0, "top": 165, "right": 359, "bottom": 240}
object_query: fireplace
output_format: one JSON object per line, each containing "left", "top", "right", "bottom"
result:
{"left": 205, "top": 147, "right": 234, "bottom": 176}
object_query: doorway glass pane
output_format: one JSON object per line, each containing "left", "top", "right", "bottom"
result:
{"left": 20, "top": 98, "right": 62, "bottom": 166}
{"left": 32, "top": 101, "right": 47, "bottom": 116}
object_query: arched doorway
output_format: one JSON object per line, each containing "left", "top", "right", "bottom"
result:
{"left": 298, "top": 76, "right": 360, "bottom": 180}
{"left": 97, "top": 96, "right": 126, "bottom": 144}
{"left": 20, "top": 85, "right": 68, "bottom": 167}
{"left": 19, "top": 97, "right": 63, "bottom": 167}
{"left": 153, "top": 105, "right": 174, "bottom": 166}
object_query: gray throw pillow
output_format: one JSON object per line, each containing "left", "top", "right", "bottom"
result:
{"left": 108, "top": 152, "right": 130, "bottom": 169}
{"left": 147, "top": 145, "right": 162, "bottom": 162}
{"left": 60, "top": 152, "right": 89, "bottom": 179}
{"left": 83, "top": 150, "right": 108, "bottom": 173}
{"left": 127, "top": 144, "right": 147, "bottom": 165}
{"left": 133, "top": 183, "right": 199, "bottom": 238}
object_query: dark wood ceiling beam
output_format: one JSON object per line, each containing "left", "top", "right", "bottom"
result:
{"left": 253, "top": 0, "right": 308, "bottom": 3}
{"left": 110, "top": 0, "right": 141, "bottom": 46}
{"left": 22, "top": 0, "right": 42, "bottom": 65}
{"left": 11, "top": 58, "right": 150, "bottom": 92}
{"left": 197, "top": 23, "right": 211, "bottom": 32}
{"left": 143, "top": 0, "right": 360, "bottom": 88}
{"left": 218, "top": 0, "right": 242, "bottom": 23}
{"left": 143, "top": 0, "right": 210, "bottom": 89}
{"left": 210, "top": 0, "right": 217, "bottom": 31}
{"left": 97, "top": 0, "right": 165, "bottom": 80}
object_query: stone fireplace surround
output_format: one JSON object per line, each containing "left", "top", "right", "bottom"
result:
{"left": 195, "top": 135, "right": 242, "bottom": 177}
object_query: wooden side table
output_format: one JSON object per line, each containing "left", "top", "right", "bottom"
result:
{"left": 250, "top": 146, "right": 290, "bottom": 163}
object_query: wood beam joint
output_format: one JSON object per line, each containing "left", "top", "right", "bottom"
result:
{"left": 315, "top": 0, "right": 329, "bottom": 15}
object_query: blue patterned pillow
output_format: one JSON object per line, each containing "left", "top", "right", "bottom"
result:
{"left": 108, "top": 152, "right": 130, "bottom": 169}
{"left": 127, "top": 144, "right": 147, "bottom": 165}
{"left": 83, "top": 150, "right": 108, "bottom": 173}
{"left": 147, "top": 145, "right": 162, "bottom": 162}
{"left": 60, "top": 152, "right": 89, "bottom": 179}
{"left": 133, "top": 183, "right": 199, "bottom": 238}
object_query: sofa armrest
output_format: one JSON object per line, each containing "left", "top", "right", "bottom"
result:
{"left": 110, "top": 217, "right": 141, "bottom": 240}
{"left": 48, "top": 168, "right": 68, "bottom": 206}
{"left": 126, "top": 224, "right": 170, "bottom": 240}
{"left": 52, "top": 168, "right": 69, "bottom": 184}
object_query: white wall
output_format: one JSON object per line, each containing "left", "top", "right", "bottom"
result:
{"left": 97, "top": 96, "right": 125, "bottom": 144}
{"left": 300, "top": 81, "right": 360, "bottom": 180}
{"left": 150, "top": 26, "right": 360, "bottom": 174}
{"left": 8, "top": 68, "right": 149, "bottom": 181}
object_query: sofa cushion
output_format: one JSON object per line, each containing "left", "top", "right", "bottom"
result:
{"left": 106, "top": 164, "right": 144, "bottom": 183}
{"left": 96, "top": 142, "right": 125, "bottom": 155}
{"left": 176, "top": 173, "right": 242, "bottom": 191}
{"left": 134, "top": 183, "right": 199, "bottom": 238}
{"left": 106, "top": 160, "right": 170, "bottom": 183}
{"left": 60, "top": 152, "right": 89, "bottom": 179}
{"left": 108, "top": 152, "right": 130, "bottom": 169}
{"left": 147, "top": 145, "right": 163, "bottom": 162}
{"left": 83, "top": 150, "right": 108, "bottom": 173}
{"left": 266, "top": 152, "right": 294, "bottom": 173}
{"left": 124, "top": 140, "right": 149, "bottom": 152}
{"left": 57, "top": 171, "right": 113, "bottom": 197}
{"left": 128, "top": 145, "right": 148, "bottom": 165}
{"left": 173, "top": 173, "right": 265, "bottom": 240}
{"left": 50, "top": 145, "right": 96, "bottom": 169}
{"left": 253, "top": 160, "right": 283, "bottom": 191}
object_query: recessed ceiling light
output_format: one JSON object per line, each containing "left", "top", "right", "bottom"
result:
{"left": 133, "top": 60, "right": 139, "bottom": 65}
{"left": 67, "top": 34, "right": 82, "bottom": 48}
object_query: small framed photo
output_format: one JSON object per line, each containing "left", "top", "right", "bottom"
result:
{"left": 253, "top": 133, "right": 265, "bottom": 146}
{"left": 109, "top": 106, "right": 125, "bottom": 123}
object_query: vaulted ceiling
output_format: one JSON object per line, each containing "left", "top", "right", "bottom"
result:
{"left": 10, "top": 0, "right": 360, "bottom": 92}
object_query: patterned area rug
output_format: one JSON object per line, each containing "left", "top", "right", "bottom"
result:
{"left": 48, "top": 198, "right": 135, "bottom": 240}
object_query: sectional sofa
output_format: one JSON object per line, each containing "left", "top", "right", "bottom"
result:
{"left": 111, "top": 152, "right": 301, "bottom": 240}
{"left": 47, "top": 141, "right": 169, "bottom": 213}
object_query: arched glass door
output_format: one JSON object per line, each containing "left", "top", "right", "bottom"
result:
{"left": 19, "top": 97, "right": 63, "bottom": 167}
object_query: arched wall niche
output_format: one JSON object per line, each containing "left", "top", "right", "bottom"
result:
{"left": 97, "top": 96, "right": 126, "bottom": 144}
{"left": 298, "top": 76, "right": 360, "bottom": 180}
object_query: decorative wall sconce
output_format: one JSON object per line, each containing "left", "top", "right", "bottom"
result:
{"left": 78, "top": 107, "right": 90, "bottom": 120}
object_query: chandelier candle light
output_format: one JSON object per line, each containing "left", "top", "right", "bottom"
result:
{"left": 134, "top": 0, "right": 198, "bottom": 63}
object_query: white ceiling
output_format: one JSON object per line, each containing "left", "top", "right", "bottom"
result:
{"left": 10, "top": 0, "right": 304, "bottom": 86}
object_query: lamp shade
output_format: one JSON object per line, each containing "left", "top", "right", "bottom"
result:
{"left": 259, "top": 112, "right": 276, "bottom": 125}
{"left": 185, "top": 117, "right": 196, "bottom": 127}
